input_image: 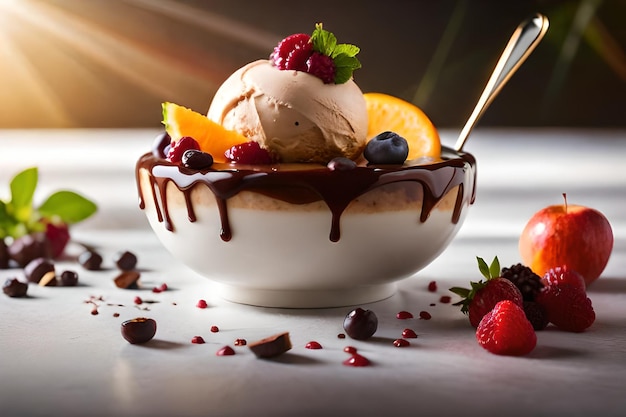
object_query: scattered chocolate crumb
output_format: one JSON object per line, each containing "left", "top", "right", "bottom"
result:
{"left": 8, "top": 232, "right": 52, "bottom": 267}
{"left": 249, "top": 332, "right": 292, "bottom": 358}
{"left": 24, "top": 257, "right": 55, "bottom": 284}
{"left": 60, "top": 270, "right": 79, "bottom": 286}
{"left": 78, "top": 250, "right": 103, "bottom": 271}
{"left": 3, "top": 277, "right": 28, "bottom": 297}
{"left": 337, "top": 333, "right": 346, "bottom": 339}
{"left": 234, "top": 338, "right": 247, "bottom": 346}
{"left": 428, "top": 281, "right": 438, "bottom": 292}
{"left": 113, "top": 312, "right": 120, "bottom": 318}
{"left": 210, "top": 325, "right": 219, "bottom": 333}
{"left": 113, "top": 250, "right": 137, "bottom": 271}
{"left": 114, "top": 271, "right": 140, "bottom": 289}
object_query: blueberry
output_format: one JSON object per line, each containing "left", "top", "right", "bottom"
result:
{"left": 152, "top": 131, "right": 171, "bottom": 159}
{"left": 363, "top": 131, "right": 409, "bottom": 164}
{"left": 182, "top": 149, "right": 214, "bottom": 170}
{"left": 343, "top": 308, "right": 378, "bottom": 340}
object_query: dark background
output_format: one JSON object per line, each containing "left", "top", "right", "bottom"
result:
{"left": 0, "top": 0, "right": 624, "bottom": 129}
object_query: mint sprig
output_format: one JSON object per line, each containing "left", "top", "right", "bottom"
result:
{"left": 0, "top": 167, "right": 97, "bottom": 239}
{"left": 310, "top": 23, "right": 361, "bottom": 84}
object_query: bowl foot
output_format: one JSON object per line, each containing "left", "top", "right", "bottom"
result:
{"left": 215, "top": 283, "right": 397, "bottom": 308}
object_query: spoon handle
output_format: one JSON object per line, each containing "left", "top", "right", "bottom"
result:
{"left": 454, "top": 13, "right": 549, "bottom": 151}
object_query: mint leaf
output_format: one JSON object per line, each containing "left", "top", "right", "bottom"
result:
{"left": 310, "top": 23, "right": 361, "bottom": 84}
{"left": 9, "top": 167, "right": 37, "bottom": 223}
{"left": 332, "top": 44, "right": 360, "bottom": 58}
{"left": 38, "top": 190, "right": 98, "bottom": 224}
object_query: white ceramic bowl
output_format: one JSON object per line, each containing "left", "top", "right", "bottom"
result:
{"left": 136, "top": 146, "right": 476, "bottom": 308}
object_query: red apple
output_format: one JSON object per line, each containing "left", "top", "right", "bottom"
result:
{"left": 519, "top": 194, "right": 613, "bottom": 286}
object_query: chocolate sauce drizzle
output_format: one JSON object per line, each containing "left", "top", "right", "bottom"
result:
{"left": 136, "top": 148, "right": 476, "bottom": 242}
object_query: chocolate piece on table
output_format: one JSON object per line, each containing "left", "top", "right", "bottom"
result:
{"left": 3, "top": 277, "right": 28, "bottom": 297}
{"left": 113, "top": 250, "right": 137, "bottom": 271}
{"left": 248, "top": 332, "right": 292, "bottom": 358}
{"left": 24, "top": 257, "right": 56, "bottom": 283}
{"left": 78, "top": 250, "right": 103, "bottom": 271}
{"left": 8, "top": 232, "right": 52, "bottom": 267}
{"left": 121, "top": 317, "right": 157, "bottom": 344}
{"left": 114, "top": 271, "right": 141, "bottom": 289}
{"left": 59, "top": 270, "right": 79, "bottom": 286}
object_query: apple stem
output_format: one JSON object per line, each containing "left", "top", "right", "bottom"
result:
{"left": 562, "top": 193, "right": 568, "bottom": 213}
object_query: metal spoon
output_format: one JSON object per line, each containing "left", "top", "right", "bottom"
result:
{"left": 454, "top": 13, "right": 549, "bottom": 151}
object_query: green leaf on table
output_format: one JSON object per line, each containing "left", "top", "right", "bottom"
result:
{"left": 38, "top": 190, "right": 98, "bottom": 224}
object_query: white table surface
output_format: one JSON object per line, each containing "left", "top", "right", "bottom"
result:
{"left": 1, "top": 128, "right": 625, "bottom": 417}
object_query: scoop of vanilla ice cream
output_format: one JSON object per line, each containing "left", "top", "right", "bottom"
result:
{"left": 207, "top": 59, "right": 368, "bottom": 163}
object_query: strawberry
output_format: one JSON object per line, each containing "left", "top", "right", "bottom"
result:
{"left": 450, "top": 256, "right": 524, "bottom": 327}
{"left": 541, "top": 265, "right": 586, "bottom": 292}
{"left": 476, "top": 300, "right": 537, "bottom": 356}
{"left": 536, "top": 271, "right": 595, "bottom": 332}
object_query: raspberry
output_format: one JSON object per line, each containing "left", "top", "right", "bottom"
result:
{"left": 306, "top": 52, "right": 336, "bottom": 84}
{"left": 476, "top": 300, "right": 537, "bottom": 356}
{"left": 285, "top": 47, "right": 311, "bottom": 72}
{"left": 501, "top": 263, "right": 543, "bottom": 301}
{"left": 541, "top": 266, "right": 586, "bottom": 293}
{"left": 270, "top": 33, "right": 311, "bottom": 70}
{"left": 167, "top": 136, "right": 200, "bottom": 163}
{"left": 224, "top": 141, "right": 275, "bottom": 164}
{"left": 536, "top": 282, "right": 595, "bottom": 332}
{"left": 45, "top": 222, "right": 70, "bottom": 259}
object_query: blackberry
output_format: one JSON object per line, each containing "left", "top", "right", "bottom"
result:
{"left": 501, "top": 263, "right": 543, "bottom": 301}
{"left": 523, "top": 301, "right": 549, "bottom": 331}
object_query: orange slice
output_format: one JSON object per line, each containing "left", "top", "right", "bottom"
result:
{"left": 364, "top": 93, "right": 441, "bottom": 160}
{"left": 162, "top": 102, "right": 247, "bottom": 163}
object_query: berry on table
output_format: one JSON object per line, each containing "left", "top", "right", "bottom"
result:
{"left": 343, "top": 307, "right": 378, "bottom": 340}
{"left": 449, "top": 256, "right": 524, "bottom": 328}
{"left": 536, "top": 268, "right": 595, "bottom": 332}
{"left": 476, "top": 300, "right": 537, "bottom": 356}
{"left": 363, "top": 131, "right": 409, "bottom": 165}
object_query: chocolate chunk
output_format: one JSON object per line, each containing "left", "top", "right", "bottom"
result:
{"left": 78, "top": 250, "right": 103, "bottom": 270}
{"left": 8, "top": 232, "right": 52, "bottom": 267}
{"left": 60, "top": 270, "right": 79, "bottom": 286}
{"left": 113, "top": 250, "right": 137, "bottom": 271}
{"left": 248, "top": 332, "right": 292, "bottom": 358}
{"left": 114, "top": 270, "right": 141, "bottom": 289}
{"left": 3, "top": 277, "right": 28, "bottom": 297}
{"left": 24, "top": 257, "right": 55, "bottom": 284}
{"left": 0, "top": 239, "right": 9, "bottom": 269}
{"left": 121, "top": 317, "right": 157, "bottom": 344}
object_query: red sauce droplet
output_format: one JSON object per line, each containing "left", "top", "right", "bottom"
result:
{"left": 196, "top": 299, "right": 208, "bottom": 309}
{"left": 134, "top": 296, "right": 143, "bottom": 305}
{"left": 402, "top": 328, "right": 418, "bottom": 338}
{"left": 396, "top": 311, "right": 414, "bottom": 319}
{"left": 191, "top": 336, "right": 205, "bottom": 344}
{"left": 343, "top": 346, "right": 358, "bottom": 354}
{"left": 305, "top": 341, "right": 323, "bottom": 349}
{"left": 216, "top": 346, "right": 235, "bottom": 356}
{"left": 210, "top": 325, "right": 219, "bottom": 333}
{"left": 428, "top": 281, "right": 437, "bottom": 292}
{"left": 337, "top": 333, "right": 346, "bottom": 339}
{"left": 234, "top": 338, "right": 247, "bottom": 346}
{"left": 393, "top": 338, "right": 410, "bottom": 347}
{"left": 419, "top": 311, "right": 432, "bottom": 320}
{"left": 343, "top": 354, "right": 370, "bottom": 367}
{"left": 439, "top": 295, "right": 452, "bottom": 303}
